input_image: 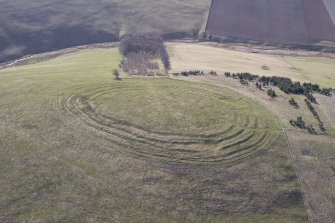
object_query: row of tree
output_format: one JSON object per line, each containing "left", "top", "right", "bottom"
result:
{"left": 304, "top": 99, "right": 326, "bottom": 132}
{"left": 290, "top": 116, "right": 317, "bottom": 134}
{"left": 218, "top": 70, "right": 330, "bottom": 134}
{"left": 223, "top": 71, "right": 333, "bottom": 102}
{"left": 172, "top": 70, "right": 218, "bottom": 77}
{"left": 224, "top": 72, "right": 259, "bottom": 80}
{"left": 259, "top": 76, "right": 317, "bottom": 94}
{"left": 289, "top": 98, "right": 299, "bottom": 109}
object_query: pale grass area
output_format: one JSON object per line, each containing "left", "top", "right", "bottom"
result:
{"left": 168, "top": 43, "right": 306, "bottom": 81}
{"left": 284, "top": 56, "right": 335, "bottom": 88}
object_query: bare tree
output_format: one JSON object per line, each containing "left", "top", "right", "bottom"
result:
{"left": 112, "top": 69, "right": 120, "bottom": 80}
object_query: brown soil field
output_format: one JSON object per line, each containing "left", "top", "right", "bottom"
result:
{"left": 206, "top": 0, "right": 335, "bottom": 45}
{"left": 0, "top": 0, "right": 211, "bottom": 63}
{"left": 324, "top": 0, "right": 335, "bottom": 25}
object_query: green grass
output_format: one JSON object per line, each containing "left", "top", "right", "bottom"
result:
{"left": 66, "top": 78, "right": 281, "bottom": 164}
{"left": 284, "top": 56, "right": 335, "bottom": 88}
{"left": 92, "top": 80, "right": 279, "bottom": 133}
{"left": 0, "top": 48, "right": 307, "bottom": 222}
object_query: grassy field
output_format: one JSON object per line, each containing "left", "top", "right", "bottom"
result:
{"left": 168, "top": 43, "right": 335, "bottom": 87}
{"left": 283, "top": 56, "right": 335, "bottom": 88}
{"left": 168, "top": 41, "right": 335, "bottom": 223}
{"left": 0, "top": 48, "right": 307, "bottom": 222}
{"left": 173, "top": 64, "right": 335, "bottom": 222}
{"left": 62, "top": 78, "right": 282, "bottom": 164}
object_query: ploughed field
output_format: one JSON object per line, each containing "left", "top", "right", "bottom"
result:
{"left": 206, "top": 0, "right": 335, "bottom": 45}
{"left": 0, "top": 48, "right": 307, "bottom": 222}
{"left": 324, "top": 0, "right": 335, "bottom": 25}
{"left": 0, "top": 0, "right": 211, "bottom": 63}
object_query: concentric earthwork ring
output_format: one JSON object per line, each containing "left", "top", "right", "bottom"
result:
{"left": 59, "top": 81, "right": 279, "bottom": 164}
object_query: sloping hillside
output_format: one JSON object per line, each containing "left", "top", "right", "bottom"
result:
{"left": 0, "top": 47, "right": 308, "bottom": 222}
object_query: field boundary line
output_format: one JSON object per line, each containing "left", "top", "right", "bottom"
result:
{"left": 279, "top": 121, "right": 312, "bottom": 223}
{"left": 204, "top": 0, "right": 214, "bottom": 33}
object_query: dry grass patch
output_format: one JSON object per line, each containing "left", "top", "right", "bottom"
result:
{"left": 168, "top": 43, "right": 305, "bottom": 81}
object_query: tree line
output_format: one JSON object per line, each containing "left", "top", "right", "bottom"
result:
{"left": 289, "top": 116, "right": 317, "bottom": 134}
{"left": 304, "top": 99, "right": 326, "bottom": 132}
{"left": 172, "top": 70, "right": 217, "bottom": 77}
{"left": 178, "top": 70, "right": 333, "bottom": 102}
{"left": 289, "top": 98, "right": 299, "bottom": 109}
{"left": 224, "top": 72, "right": 258, "bottom": 80}
{"left": 289, "top": 98, "right": 326, "bottom": 134}
{"left": 223, "top": 71, "right": 332, "bottom": 102}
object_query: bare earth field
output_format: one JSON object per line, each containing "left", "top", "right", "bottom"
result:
{"left": 0, "top": 48, "right": 308, "bottom": 222}
{"left": 0, "top": 0, "right": 211, "bottom": 63}
{"left": 324, "top": 0, "right": 335, "bottom": 25}
{"left": 206, "top": 0, "right": 335, "bottom": 45}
